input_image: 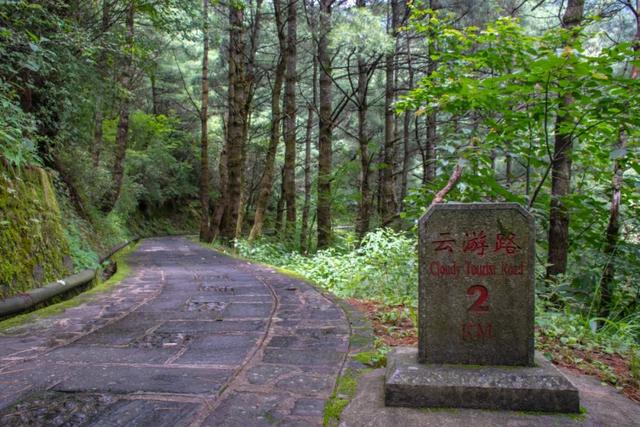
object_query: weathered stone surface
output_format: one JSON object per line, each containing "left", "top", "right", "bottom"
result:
{"left": 175, "top": 334, "right": 258, "bottom": 365}
{"left": 0, "top": 237, "right": 357, "bottom": 426}
{"left": 222, "top": 302, "right": 273, "bottom": 318}
{"left": 202, "top": 392, "right": 289, "bottom": 426}
{"left": 346, "top": 367, "right": 640, "bottom": 426}
{"left": 54, "top": 366, "right": 233, "bottom": 394}
{"left": 263, "top": 348, "right": 344, "bottom": 366}
{"left": 44, "top": 345, "right": 176, "bottom": 364}
{"left": 418, "top": 203, "right": 535, "bottom": 366}
{"left": 292, "top": 398, "right": 325, "bottom": 416}
{"left": 276, "top": 374, "right": 333, "bottom": 395}
{"left": 385, "top": 347, "right": 579, "bottom": 413}
{"left": 89, "top": 399, "right": 199, "bottom": 427}
{"left": 155, "top": 319, "right": 266, "bottom": 334}
{"left": 246, "top": 364, "right": 293, "bottom": 385}
{"left": 0, "top": 391, "right": 115, "bottom": 427}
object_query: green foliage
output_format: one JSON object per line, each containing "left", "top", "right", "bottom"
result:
{"left": 331, "top": 8, "right": 394, "bottom": 59}
{"left": 94, "top": 111, "right": 196, "bottom": 217}
{"left": 124, "top": 112, "right": 196, "bottom": 210}
{"left": 353, "top": 342, "right": 389, "bottom": 368}
{"left": 63, "top": 227, "right": 99, "bottom": 271}
{"left": 0, "top": 80, "right": 39, "bottom": 166}
{"left": 536, "top": 303, "right": 640, "bottom": 355}
{"left": 402, "top": 9, "right": 640, "bottom": 320}
{"left": 0, "top": 1, "right": 102, "bottom": 163}
{"left": 238, "top": 229, "right": 418, "bottom": 305}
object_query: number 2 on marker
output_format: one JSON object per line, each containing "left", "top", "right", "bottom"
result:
{"left": 467, "top": 285, "right": 490, "bottom": 312}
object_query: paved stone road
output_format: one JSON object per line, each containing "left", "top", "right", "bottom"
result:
{"left": 0, "top": 237, "right": 369, "bottom": 426}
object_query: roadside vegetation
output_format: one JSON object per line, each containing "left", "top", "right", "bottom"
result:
{"left": 234, "top": 230, "right": 640, "bottom": 402}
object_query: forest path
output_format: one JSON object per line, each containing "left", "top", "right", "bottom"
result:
{"left": 0, "top": 237, "right": 360, "bottom": 426}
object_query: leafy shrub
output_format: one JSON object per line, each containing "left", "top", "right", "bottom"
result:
{"left": 237, "top": 229, "right": 418, "bottom": 305}
{"left": 0, "top": 82, "right": 39, "bottom": 166}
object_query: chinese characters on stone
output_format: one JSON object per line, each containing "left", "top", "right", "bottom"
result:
{"left": 432, "top": 232, "right": 519, "bottom": 256}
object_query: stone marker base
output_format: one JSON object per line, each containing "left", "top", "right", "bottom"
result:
{"left": 385, "top": 347, "right": 580, "bottom": 413}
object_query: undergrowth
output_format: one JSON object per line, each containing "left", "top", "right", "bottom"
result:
{"left": 236, "top": 229, "right": 640, "bottom": 396}
{"left": 237, "top": 229, "right": 417, "bottom": 305}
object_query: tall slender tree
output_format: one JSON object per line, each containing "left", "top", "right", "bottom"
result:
{"left": 355, "top": 0, "right": 372, "bottom": 241}
{"left": 317, "top": 0, "right": 334, "bottom": 249}
{"left": 300, "top": 55, "right": 317, "bottom": 254}
{"left": 92, "top": 0, "right": 111, "bottom": 168}
{"left": 546, "top": 0, "right": 585, "bottom": 278}
{"left": 599, "top": 0, "right": 639, "bottom": 317}
{"left": 199, "top": 0, "right": 212, "bottom": 242}
{"left": 381, "top": 0, "right": 399, "bottom": 222}
{"left": 283, "top": 0, "right": 298, "bottom": 242}
{"left": 103, "top": 0, "right": 134, "bottom": 213}
{"left": 249, "top": 0, "right": 287, "bottom": 242}
{"left": 220, "top": 2, "right": 247, "bottom": 240}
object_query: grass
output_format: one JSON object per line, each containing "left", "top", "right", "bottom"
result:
{"left": 323, "top": 369, "right": 361, "bottom": 426}
{"left": 0, "top": 242, "right": 138, "bottom": 332}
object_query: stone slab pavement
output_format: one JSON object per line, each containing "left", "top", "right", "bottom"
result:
{"left": 0, "top": 237, "right": 370, "bottom": 426}
{"left": 2, "top": 236, "right": 639, "bottom": 426}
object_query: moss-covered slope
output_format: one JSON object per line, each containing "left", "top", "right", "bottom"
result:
{"left": 0, "top": 167, "right": 71, "bottom": 299}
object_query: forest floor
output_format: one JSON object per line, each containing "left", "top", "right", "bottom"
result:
{"left": 347, "top": 298, "right": 640, "bottom": 403}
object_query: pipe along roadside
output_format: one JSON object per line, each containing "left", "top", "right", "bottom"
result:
{"left": 0, "top": 239, "right": 139, "bottom": 318}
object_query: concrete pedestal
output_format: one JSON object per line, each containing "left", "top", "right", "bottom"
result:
{"left": 385, "top": 347, "right": 580, "bottom": 413}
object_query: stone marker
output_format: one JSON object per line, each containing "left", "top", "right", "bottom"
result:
{"left": 385, "top": 203, "right": 580, "bottom": 413}
{"left": 418, "top": 202, "right": 534, "bottom": 366}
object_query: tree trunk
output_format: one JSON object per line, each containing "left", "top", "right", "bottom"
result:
{"left": 599, "top": 129, "right": 627, "bottom": 318}
{"left": 150, "top": 72, "right": 160, "bottom": 116}
{"left": 283, "top": 0, "right": 298, "bottom": 242}
{"left": 425, "top": 112, "right": 437, "bottom": 183}
{"left": 199, "top": 0, "right": 212, "bottom": 242}
{"left": 355, "top": 0, "right": 371, "bottom": 242}
{"left": 236, "top": 183, "right": 250, "bottom": 238}
{"left": 211, "top": 139, "right": 228, "bottom": 240}
{"left": 275, "top": 166, "right": 286, "bottom": 234}
{"left": 249, "top": 0, "right": 287, "bottom": 242}
{"left": 316, "top": 0, "right": 333, "bottom": 250}
{"left": 400, "top": 34, "right": 413, "bottom": 210}
{"left": 598, "top": 1, "right": 638, "bottom": 317}
{"left": 300, "top": 57, "right": 317, "bottom": 254}
{"left": 381, "top": 0, "right": 398, "bottom": 223}
{"left": 220, "top": 3, "right": 247, "bottom": 241}
{"left": 546, "top": 0, "right": 584, "bottom": 278}
{"left": 103, "top": 1, "right": 134, "bottom": 213}
{"left": 92, "top": 0, "right": 111, "bottom": 168}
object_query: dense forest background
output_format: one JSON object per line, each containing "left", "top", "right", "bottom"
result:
{"left": 1, "top": 0, "right": 640, "bottom": 391}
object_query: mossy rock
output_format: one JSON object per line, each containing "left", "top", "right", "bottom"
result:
{"left": 0, "top": 167, "right": 71, "bottom": 299}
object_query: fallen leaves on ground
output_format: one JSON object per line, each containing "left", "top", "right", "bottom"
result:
{"left": 347, "top": 298, "right": 417, "bottom": 346}
{"left": 537, "top": 330, "right": 640, "bottom": 403}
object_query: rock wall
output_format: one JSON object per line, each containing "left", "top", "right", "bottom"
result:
{"left": 0, "top": 167, "right": 71, "bottom": 299}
